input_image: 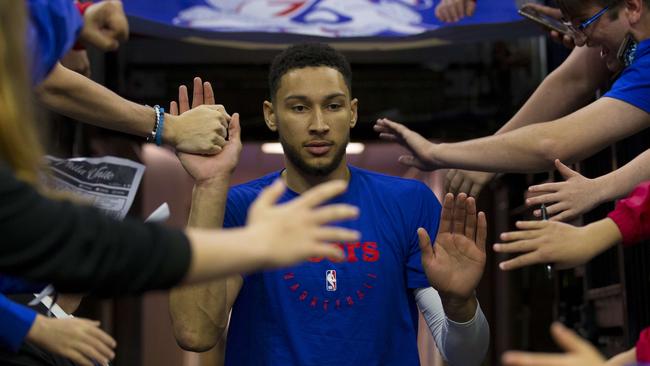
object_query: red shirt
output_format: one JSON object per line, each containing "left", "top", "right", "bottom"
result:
{"left": 607, "top": 181, "right": 650, "bottom": 362}
{"left": 638, "top": 327, "right": 650, "bottom": 363}
{"left": 608, "top": 181, "right": 650, "bottom": 246}
{"left": 73, "top": 1, "right": 93, "bottom": 50}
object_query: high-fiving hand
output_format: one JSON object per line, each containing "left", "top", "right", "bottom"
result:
{"left": 170, "top": 77, "right": 242, "bottom": 184}
{"left": 419, "top": 193, "right": 487, "bottom": 301}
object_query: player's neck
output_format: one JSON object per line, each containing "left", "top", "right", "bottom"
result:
{"left": 282, "top": 160, "right": 350, "bottom": 194}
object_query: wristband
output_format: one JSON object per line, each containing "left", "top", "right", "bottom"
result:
{"left": 147, "top": 105, "right": 164, "bottom": 145}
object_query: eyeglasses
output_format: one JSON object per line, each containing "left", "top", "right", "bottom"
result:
{"left": 563, "top": 6, "right": 610, "bottom": 42}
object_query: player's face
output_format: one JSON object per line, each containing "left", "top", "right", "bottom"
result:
{"left": 264, "top": 66, "right": 358, "bottom": 176}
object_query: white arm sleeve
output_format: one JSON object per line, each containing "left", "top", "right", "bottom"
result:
{"left": 414, "top": 287, "right": 489, "bottom": 366}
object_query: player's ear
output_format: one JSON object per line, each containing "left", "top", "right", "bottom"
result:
{"left": 264, "top": 100, "right": 278, "bottom": 132}
{"left": 350, "top": 98, "right": 358, "bottom": 128}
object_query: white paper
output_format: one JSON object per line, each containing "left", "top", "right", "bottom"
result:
{"left": 44, "top": 155, "right": 146, "bottom": 220}
{"left": 145, "top": 203, "right": 170, "bottom": 223}
{"left": 35, "top": 295, "right": 73, "bottom": 319}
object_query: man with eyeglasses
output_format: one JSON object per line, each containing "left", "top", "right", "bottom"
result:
{"left": 561, "top": 2, "right": 625, "bottom": 70}
{"left": 375, "top": 0, "right": 650, "bottom": 211}
{"left": 564, "top": 7, "right": 610, "bottom": 41}
{"left": 376, "top": 1, "right": 650, "bottom": 363}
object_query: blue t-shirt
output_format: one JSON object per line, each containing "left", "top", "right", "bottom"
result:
{"left": 0, "top": 294, "right": 36, "bottom": 352}
{"left": 0, "top": 276, "right": 45, "bottom": 352}
{"left": 605, "top": 39, "right": 650, "bottom": 113}
{"left": 223, "top": 166, "right": 441, "bottom": 366}
{"left": 0, "top": 276, "right": 45, "bottom": 294}
{"left": 26, "top": 0, "right": 83, "bottom": 85}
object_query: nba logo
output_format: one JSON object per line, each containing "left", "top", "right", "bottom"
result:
{"left": 326, "top": 270, "right": 337, "bottom": 292}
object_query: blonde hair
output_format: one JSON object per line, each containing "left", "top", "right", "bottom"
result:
{"left": 0, "top": 1, "right": 45, "bottom": 185}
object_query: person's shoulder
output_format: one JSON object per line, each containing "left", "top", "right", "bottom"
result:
{"left": 618, "top": 39, "right": 650, "bottom": 76}
{"left": 633, "top": 39, "right": 650, "bottom": 64}
{"left": 352, "top": 167, "right": 441, "bottom": 226}
{"left": 228, "top": 171, "right": 281, "bottom": 204}
{"left": 352, "top": 166, "right": 433, "bottom": 196}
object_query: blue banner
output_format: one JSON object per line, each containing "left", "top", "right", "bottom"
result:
{"left": 124, "top": 0, "right": 537, "bottom": 46}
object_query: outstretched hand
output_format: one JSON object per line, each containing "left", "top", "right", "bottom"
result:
{"left": 373, "top": 118, "right": 441, "bottom": 171}
{"left": 502, "top": 322, "right": 606, "bottom": 366}
{"left": 80, "top": 0, "right": 129, "bottom": 51}
{"left": 435, "top": 0, "right": 476, "bottom": 23}
{"left": 170, "top": 77, "right": 242, "bottom": 184}
{"left": 246, "top": 180, "right": 360, "bottom": 267}
{"left": 446, "top": 169, "right": 495, "bottom": 197}
{"left": 27, "top": 315, "right": 116, "bottom": 366}
{"left": 526, "top": 159, "right": 600, "bottom": 222}
{"left": 419, "top": 193, "right": 487, "bottom": 301}
{"left": 494, "top": 217, "right": 619, "bottom": 271}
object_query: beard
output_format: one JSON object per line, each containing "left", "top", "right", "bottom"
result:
{"left": 279, "top": 129, "right": 348, "bottom": 177}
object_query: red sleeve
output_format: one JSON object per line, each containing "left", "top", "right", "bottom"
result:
{"left": 637, "top": 327, "right": 650, "bottom": 363}
{"left": 607, "top": 181, "right": 650, "bottom": 246}
{"left": 73, "top": 2, "right": 93, "bottom": 50}
{"left": 75, "top": 2, "right": 93, "bottom": 15}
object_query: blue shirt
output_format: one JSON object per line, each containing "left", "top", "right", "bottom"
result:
{"left": 26, "top": 0, "right": 83, "bottom": 85}
{"left": 0, "top": 276, "right": 45, "bottom": 294}
{"left": 605, "top": 39, "right": 650, "bottom": 113}
{"left": 223, "top": 166, "right": 441, "bottom": 366}
{"left": 0, "top": 295, "right": 36, "bottom": 352}
{"left": 0, "top": 276, "right": 45, "bottom": 352}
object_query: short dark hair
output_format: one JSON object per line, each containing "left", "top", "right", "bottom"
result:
{"left": 268, "top": 43, "right": 352, "bottom": 101}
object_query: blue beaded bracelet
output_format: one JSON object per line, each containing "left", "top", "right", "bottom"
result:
{"left": 147, "top": 105, "right": 161, "bottom": 143}
{"left": 154, "top": 105, "right": 165, "bottom": 146}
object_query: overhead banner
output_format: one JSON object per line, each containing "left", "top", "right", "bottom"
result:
{"left": 124, "top": 0, "right": 535, "bottom": 46}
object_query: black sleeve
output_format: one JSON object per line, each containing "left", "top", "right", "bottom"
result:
{"left": 0, "top": 165, "right": 191, "bottom": 296}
